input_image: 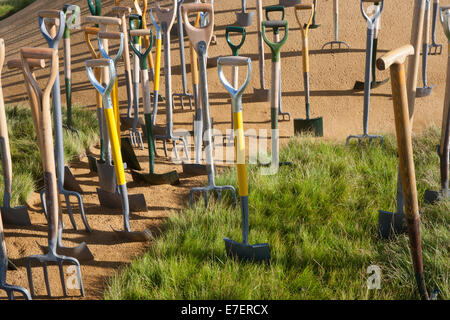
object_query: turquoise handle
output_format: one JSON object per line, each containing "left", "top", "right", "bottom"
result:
{"left": 225, "top": 26, "right": 246, "bottom": 56}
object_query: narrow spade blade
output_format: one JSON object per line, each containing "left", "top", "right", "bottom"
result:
{"left": 223, "top": 237, "right": 270, "bottom": 263}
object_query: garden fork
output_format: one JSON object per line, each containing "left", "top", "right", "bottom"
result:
{"left": 429, "top": 0, "right": 443, "bottom": 54}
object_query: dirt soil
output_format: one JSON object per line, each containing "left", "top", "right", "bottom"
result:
{"left": 0, "top": 0, "right": 448, "bottom": 300}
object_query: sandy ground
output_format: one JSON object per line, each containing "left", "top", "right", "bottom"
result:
{"left": 0, "top": 0, "right": 449, "bottom": 299}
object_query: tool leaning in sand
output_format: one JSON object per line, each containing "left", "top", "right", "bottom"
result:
{"left": 377, "top": 45, "right": 430, "bottom": 300}
{"left": 219, "top": 56, "right": 271, "bottom": 263}
{"left": 86, "top": 58, "right": 151, "bottom": 241}
{"left": 39, "top": 10, "right": 91, "bottom": 232}
{"left": 235, "top": 0, "right": 254, "bottom": 27}
{"left": 253, "top": 0, "right": 270, "bottom": 102}
{"left": 0, "top": 42, "right": 31, "bottom": 226}
{"left": 183, "top": 2, "right": 237, "bottom": 207}
{"left": 173, "top": 0, "right": 194, "bottom": 111}
{"left": 130, "top": 29, "right": 180, "bottom": 185}
{"left": 346, "top": 0, "right": 384, "bottom": 147}
{"left": 265, "top": 5, "right": 290, "bottom": 122}
{"left": 153, "top": 0, "right": 189, "bottom": 161}
{"left": 416, "top": 0, "right": 434, "bottom": 98}
{"left": 321, "top": 0, "right": 350, "bottom": 51}
{"left": 62, "top": 4, "right": 81, "bottom": 138}
{"left": 21, "top": 47, "right": 84, "bottom": 298}
{"left": 424, "top": 6, "right": 450, "bottom": 203}
{"left": 293, "top": 4, "right": 323, "bottom": 137}
{"left": 429, "top": 0, "right": 443, "bottom": 55}
{"left": 262, "top": 20, "right": 292, "bottom": 171}
{"left": 353, "top": 2, "right": 389, "bottom": 91}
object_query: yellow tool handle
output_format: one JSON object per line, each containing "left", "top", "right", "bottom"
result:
{"left": 154, "top": 38, "right": 162, "bottom": 91}
{"left": 112, "top": 79, "right": 121, "bottom": 147}
{"left": 302, "top": 36, "right": 309, "bottom": 73}
{"left": 233, "top": 112, "right": 248, "bottom": 197}
{"left": 104, "top": 108, "right": 126, "bottom": 185}
{"left": 189, "top": 12, "right": 201, "bottom": 86}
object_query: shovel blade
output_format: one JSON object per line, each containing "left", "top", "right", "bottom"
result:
{"left": 224, "top": 237, "right": 270, "bottom": 263}
{"left": 131, "top": 170, "right": 180, "bottom": 185}
{"left": 63, "top": 166, "right": 83, "bottom": 194}
{"left": 294, "top": 117, "right": 323, "bottom": 137}
{"left": 121, "top": 137, "right": 142, "bottom": 171}
{"left": 38, "top": 242, "right": 94, "bottom": 262}
{"left": 424, "top": 189, "right": 440, "bottom": 204}
{"left": 253, "top": 88, "right": 270, "bottom": 102}
{"left": 87, "top": 155, "right": 98, "bottom": 173}
{"left": 353, "top": 81, "right": 365, "bottom": 91}
{"left": 1, "top": 206, "right": 31, "bottom": 226}
{"left": 182, "top": 162, "right": 208, "bottom": 176}
{"left": 97, "top": 188, "right": 147, "bottom": 212}
{"left": 96, "top": 160, "right": 117, "bottom": 194}
{"left": 416, "top": 86, "right": 434, "bottom": 98}
{"left": 112, "top": 228, "right": 153, "bottom": 242}
{"left": 235, "top": 12, "right": 254, "bottom": 27}
{"left": 279, "top": 0, "right": 301, "bottom": 7}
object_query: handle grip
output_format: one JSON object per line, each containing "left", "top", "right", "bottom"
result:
{"left": 7, "top": 58, "right": 45, "bottom": 70}
{"left": 182, "top": 3, "right": 214, "bottom": 52}
{"left": 377, "top": 45, "right": 415, "bottom": 70}
{"left": 218, "top": 56, "right": 249, "bottom": 67}
{"left": 87, "top": 0, "right": 102, "bottom": 16}
{"left": 84, "top": 26, "right": 99, "bottom": 36}
{"left": 98, "top": 32, "right": 124, "bottom": 64}
{"left": 98, "top": 31, "right": 122, "bottom": 40}
{"left": 265, "top": 5, "right": 285, "bottom": 21}
{"left": 361, "top": 0, "right": 384, "bottom": 25}
{"left": 112, "top": 6, "right": 131, "bottom": 16}
{"left": 217, "top": 56, "right": 252, "bottom": 105}
{"left": 225, "top": 26, "right": 246, "bottom": 56}
{"left": 20, "top": 47, "right": 57, "bottom": 60}
{"left": 85, "top": 58, "right": 117, "bottom": 100}
{"left": 155, "top": 0, "right": 178, "bottom": 30}
{"left": 38, "top": 9, "right": 61, "bottom": 19}
{"left": 63, "top": 4, "right": 81, "bottom": 31}
{"left": 85, "top": 58, "right": 110, "bottom": 68}
{"left": 261, "top": 20, "right": 288, "bottom": 61}
{"left": 39, "top": 10, "right": 65, "bottom": 47}
{"left": 295, "top": 3, "right": 314, "bottom": 32}
{"left": 85, "top": 16, "right": 121, "bottom": 26}
{"left": 130, "top": 29, "right": 154, "bottom": 69}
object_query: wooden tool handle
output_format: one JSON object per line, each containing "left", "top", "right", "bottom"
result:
{"left": 85, "top": 58, "right": 110, "bottom": 68}
{"left": 112, "top": 6, "right": 131, "bottom": 15}
{"left": 130, "top": 29, "right": 151, "bottom": 37}
{"left": 217, "top": 56, "right": 249, "bottom": 67}
{"left": 295, "top": 4, "right": 313, "bottom": 10}
{"left": 182, "top": 3, "right": 214, "bottom": 51}
{"left": 84, "top": 26, "right": 100, "bottom": 35}
{"left": 377, "top": 45, "right": 415, "bottom": 70}
{"left": 38, "top": 9, "right": 61, "bottom": 18}
{"left": 155, "top": 0, "right": 178, "bottom": 29}
{"left": 362, "top": 0, "right": 382, "bottom": 2}
{"left": 20, "top": 47, "right": 56, "bottom": 60}
{"left": 7, "top": 58, "right": 45, "bottom": 70}
{"left": 85, "top": 16, "right": 122, "bottom": 26}
{"left": 98, "top": 31, "right": 122, "bottom": 40}
{"left": 0, "top": 38, "right": 4, "bottom": 70}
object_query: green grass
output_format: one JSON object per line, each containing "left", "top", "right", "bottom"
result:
{"left": 0, "top": 104, "right": 98, "bottom": 206}
{"left": 0, "top": 0, "right": 35, "bottom": 20}
{"left": 105, "top": 127, "right": 449, "bottom": 300}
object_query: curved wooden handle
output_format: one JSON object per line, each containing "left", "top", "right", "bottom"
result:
{"left": 130, "top": 29, "right": 151, "bottom": 37}
{"left": 85, "top": 16, "right": 122, "bottom": 26}
{"left": 112, "top": 6, "right": 131, "bottom": 15}
{"left": 182, "top": 3, "right": 214, "bottom": 51}
{"left": 217, "top": 56, "right": 249, "bottom": 67}
{"left": 38, "top": 9, "right": 61, "bottom": 19}
{"left": 377, "top": 45, "right": 414, "bottom": 71}
{"left": 155, "top": 0, "right": 178, "bottom": 29}
{"left": 20, "top": 47, "right": 56, "bottom": 60}
{"left": 7, "top": 58, "right": 45, "bottom": 70}
{"left": 85, "top": 58, "right": 111, "bottom": 68}
{"left": 98, "top": 31, "right": 122, "bottom": 40}
{"left": 0, "top": 39, "right": 4, "bottom": 71}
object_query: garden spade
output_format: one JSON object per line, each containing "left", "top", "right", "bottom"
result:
{"left": 293, "top": 4, "right": 323, "bottom": 137}
{"left": 279, "top": 0, "right": 301, "bottom": 7}
{"left": 62, "top": 4, "right": 81, "bottom": 138}
{"left": 253, "top": 0, "right": 270, "bottom": 102}
{"left": 306, "top": 0, "right": 320, "bottom": 29}
{"left": 429, "top": 0, "right": 443, "bottom": 55}
{"left": 416, "top": 0, "right": 434, "bottom": 98}
{"left": 424, "top": 6, "right": 450, "bottom": 203}
{"left": 353, "top": 2, "right": 389, "bottom": 91}
{"left": 321, "top": 0, "right": 350, "bottom": 51}
{"left": 183, "top": 2, "right": 237, "bottom": 207}
{"left": 265, "top": 5, "right": 290, "bottom": 121}
{"left": 219, "top": 56, "right": 270, "bottom": 263}
{"left": 346, "top": 1, "right": 384, "bottom": 147}
{"left": 153, "top": 0, "right": 190, "bottom": 161}
{"left": 0, "top": 40, "right": 31, "bottom": 226}
{"left": 262, "top": 20, "right": 292, "bottom": 170}
{"left": 235, "top": 0, "right": 254, "bottom": 27}
{"left": 377, "top": 45, "right": 430, "bottom": 300}
{"left": 129, "top": 29, "right": 180, "bottom": 185}
{"left": 86, "top": 58, "right": 150, "bottom": 241}
{"left": 225, "top": 26, "right": 246, "bottom": 142}
{"left": 21, "top": 47, "right": 84, "bottom": 298}
{"left": 39, "top": 10, "right": 90, "bottom": 232}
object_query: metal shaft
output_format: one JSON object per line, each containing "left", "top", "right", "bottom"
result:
{"left": 363, "top": 26, "right": 375, "bottom": 135}
{"left": 163, "top": 23, "right": 174, "bottom": 138}
{"left": 177, "top": 1, "right": 188, "bottom": 94}
{"left": 431, "top": 0, "right": 439, "bottom": 45}
{"left": 271, "top": 60, "right": 280, "bottom": 166}
{"left": 256, "top": 0, "right": 265, "bottom": 90}
{"left": 334, "top": 0, "right": 339, "bottom": 41}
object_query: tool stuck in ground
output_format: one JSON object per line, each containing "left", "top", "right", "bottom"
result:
{"left": 424, "top": 6, "right": 450, "bottom": 204}
{"left": 346, "top": 1, "right": 384, "bottom": 147}
{"left": 219, "top": 56, "right": 271, "bottom": 263}
{"left": 353, "top": 1, "right": 389, "bottom": 91}
{"left": 429, "top": 0, "right": 443, "bottom": 54}
{"left": 377, "top": 45, "right": 430, "bottom": 300}
{"left": 0, "top": 43, "right": 31, "bottom": 226}
{"left": 265, "top": 6, "right": 290, "bottom": 122}
{"left": 279, "top": 0, "right": 301, "bottom": 8}
{"left": 130, "top": 29, "right": 180, "bottom": 186}
{"left": 153, "top": 0, "right": 189, "bottom": 161}
{"left": 417, "top": 0, "right": 434, "bottom": 97}
{"left": 377, "top": 0, "right": 426, "bottom": 239}
{"left": 62, "top": 4, "right": 81, "bottom": 138}
{"left": 253, "top": 0, "right": 270, "bottom": 102}
{"left": 173, "top": 0, "right": 194, "bottom": 111}
{"left": 86, "top": 58, "right": 151, "bottom": 241}
{"left": 235, "top": 0, "right": 254, "bottom": 27}
{"left": 294, "top": 4, "right": 323, "bottom": 137}
{"left": 183, "top": 2, "right": 237, "bottom": 207}
{"left": 321, "top": 0, "right": 350, "bottom": 51}
{"left": 39, "top": 10, "right": 91, "bottom": 232}
{"left": 21, "top": 47, "right": 84, "bottom": 298}
{"left": 128, "top": 14, "right": 145, "bottom": 150}
{"left": 261, "top": 20, "right": 292, "bottom": 171}
{"left": 225, "top": 26, "right": 246, "bottom": 143}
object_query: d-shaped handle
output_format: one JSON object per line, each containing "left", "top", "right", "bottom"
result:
{"left": 85, "top": 58, "right": 117, "bottom": 100}
{"left": 261, "top": 20, "right": 288, "bottom": 62}
{"left": 182, "top": 2, "right": 214, "bottom": 53}
{"left": 129, "top": 29, "right": 154, "bottom": 70}
{"left": 440, "top": 5, "right": 450, "bottom": 41}
{"left": 63, "top": 4, "right": 81, "bottom": 33}
{"left": 225, "top": 26, "right": 246, "bottom": 56}
{"left": 87, "top": 0, "right": 102, "bottom": 16}
{"left": 129, "top": 14, "right": 143, "bottom": 43}
{"left": 265, "top": 5, "right": 285, "bottom": 21}
{"left": 155, "top": 0, "right": 178, "bottom": 31}
{"left": 38, "top": 10, "right": 65, "bottom": 48}
{"left": 98, "top": 31, "right": 125, "bottom": 65}
{"left": 360, "top": 0, "right": 384, "bottom": 26}
{"left": 377, "top": 45, "right": 414, "bottom": 71}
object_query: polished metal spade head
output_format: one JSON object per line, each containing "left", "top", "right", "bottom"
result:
{"left": 224, "top": 238, "right": 271, "bottom": 263}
